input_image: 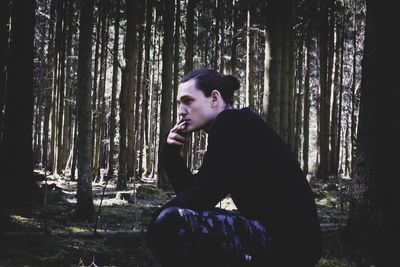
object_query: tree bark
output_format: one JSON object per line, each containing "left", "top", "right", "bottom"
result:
{"left": 126, "top": 0, "right": 138, "bottom": 180}
{"left": 266, "top": 0, "right": 283, "bottom": 133}
{"left": 1, "top": 0, "right": 39, "bottom": 206}
{"left": 75, "top": 0, "right": 95, "bottom": 221}
{"left": 107, "top": 0, "right": 120, "bottom": 179}
{"left": 346, "top": 1, "right": 400, "bottom": 265}
{"left": 157, "top": 0, "right": 175, "bottom": 190}
{"left": 245, "top": 3, "right": 256, "bottom": 111}
{"left": 0, "top": 0, "right": 9, "bottom": 142}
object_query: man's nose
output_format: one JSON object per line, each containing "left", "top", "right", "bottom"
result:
{"left": 178, "top": 104, "right": 187, "bottom": 116}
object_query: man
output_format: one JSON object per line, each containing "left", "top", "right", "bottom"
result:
{"left": 146, "top": 69, "right": 322, "bottom": 266}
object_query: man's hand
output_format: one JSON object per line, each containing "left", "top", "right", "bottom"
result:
{"left": 167, "top": 119, "right": 188, "bottom": 146}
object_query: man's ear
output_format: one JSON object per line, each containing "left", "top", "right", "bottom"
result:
{"left": 211, "top": 90, "right": 221, "bottom": 107}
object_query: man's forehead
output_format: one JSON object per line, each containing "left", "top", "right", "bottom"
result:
{"left": 178, "top": 81, "right": 199, "bottom": 99}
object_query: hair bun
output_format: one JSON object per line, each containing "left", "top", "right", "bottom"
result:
{"left": 223, "top": 75, "right": 240, "bottom": 92}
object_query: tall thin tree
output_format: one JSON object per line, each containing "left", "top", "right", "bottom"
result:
{"left": 75, "top": 0, "right": 95, "bottom": 221}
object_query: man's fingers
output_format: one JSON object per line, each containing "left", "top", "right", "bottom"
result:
{"left": 171, "top": 132, "right": 186, "bottom": 142}
{"left": 171, "top": 120, "right": 186, "bottom": 133}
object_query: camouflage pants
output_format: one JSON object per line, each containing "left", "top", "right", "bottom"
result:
{"left": 148, "top": 207, "right": 271, "bottom": 267}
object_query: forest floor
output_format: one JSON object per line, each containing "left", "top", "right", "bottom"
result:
{"left": 0, "top": 171, "right": 374, "bottom": 267}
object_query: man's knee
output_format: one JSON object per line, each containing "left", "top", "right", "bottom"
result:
{"left": 155, "top": 206, "right": 182, "bottom": 225}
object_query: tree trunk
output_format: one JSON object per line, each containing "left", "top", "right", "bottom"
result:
{"left": 142, "top": 0, "right": 153, "bottom": 177}
{"left": 350, "top": 3, "right": 358, "bottom": 176}
{"left": 230, "top": 0, "right": 238, "bottom": 76}
{"left": 42, "top": 0, "right": 56, "bottom": 171}
{"left": 126, "top": 0, "right": 138, "bottom": 180}
{"left": 337, "top": 13, "right": 345, "bottom": 174}
{"left": 219, "top": 0, "right": 225, "bottom": 73}
{"left": 75, "top": 0, "right": 95, "bottom": 221}
{"left": 1, "top": 0, "right": 38, "bottom": 206}
{"left": 329, "top": 16, "right": 342, "bottom": 176}
{"left": 33, "top": 6, "right": 47, "bottom": 166}
{"left": 316, "top": 0, "right": 330, "bottom": 181}
{"left": 56, "top": 1, "right": 67, "bottom": 174}
{"left": 279, "top": 0, "right": 290, "bottom": 142}
{"left": 172, "top": 0, "right": 180, "bottom": 125}
{"left": 266, "top": 0, "right": 283, "bottom": 133}
{"left": 346, "top": 1, "right": 400, "bottom": 265}
{"left": 108, "top": 0, "right": 120, "bottom": 179}
{"left": 245, "top": 3, "right": 256, "bottom": 111}
{"left": 94, "top": 1, "right": 109, "bottom": 182}
{"left": 135, "top": 6, "right": 144, "bottom": 178}
{"left": 262, "top": 30, "right": 271, "bottom": 120}
{"left": 185, "top": 0, "right": 194, "bottom": 73}
{"left": 212, "top": 0, "right": 220, "bottom": 70}
{"left": 294, "top": 25, "right": 305, "bottom": 162}
{"left": 0, "top": 0, "right": 9, "bottom": 142}
{"left": 302, "top": 1, "right": 315, "bottom": 174}
{"left": 157, "top": 0, "right": 174, "bottom": 190}
{"left": 62, "top": 0, "right": 74, "bottom": 174}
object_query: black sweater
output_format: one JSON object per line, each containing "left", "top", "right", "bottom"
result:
{"left": 147, "top": 108, "right": 322, "bottom": 265}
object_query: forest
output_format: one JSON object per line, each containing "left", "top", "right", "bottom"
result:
{"left": 0, "top": 0, "right": 399, "bottom": 266}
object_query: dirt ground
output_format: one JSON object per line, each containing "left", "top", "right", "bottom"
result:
{"left": 0, "top": 174, "right": 371, "bottom": 266}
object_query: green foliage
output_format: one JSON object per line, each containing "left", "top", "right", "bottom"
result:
{"left": 313, "top": 189, "right": 329, "bottom": 199}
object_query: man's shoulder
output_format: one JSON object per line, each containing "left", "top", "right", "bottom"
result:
{"left": 217, "top": 107, "right": 259, "bottom": 121}
{"left": 216, "top": 108, "right": 266, "bottom": 128}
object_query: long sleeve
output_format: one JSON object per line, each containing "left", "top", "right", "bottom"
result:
{"left": 159, "top": 113, "right": 239, "bottom": 212}
{"left": 162, "top": 138, "right": 194, "bottom": 194}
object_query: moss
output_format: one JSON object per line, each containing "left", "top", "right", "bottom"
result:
{"left": 136, "top": 184, "right": 164, "bottom": 199}
{"left": 318, "top": 257, "right": 355, "bottom": 267}
{"left": 313, "top": 189, "right": 329, "bottom": 199}
{"left": 67, "top": 226, "right": 87, "bottom": 233}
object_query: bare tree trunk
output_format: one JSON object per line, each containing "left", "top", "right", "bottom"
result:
{"left": 157, "top": 0, "right": 175, "bottom": 190}
{"left": 347, "top": 2, "right": 399, "bottom": 265}
{"left": 350, "top": 3, "right": 358, "bottom": 176}
{"left": 42, "top": 0, "right": 56, "bottom": 171}
{"left": 107, "top": 0, "right": 120, "bottom": 179}
{"left": 185, "top": 0, "right": 194, "bottom": 73}
{"left": 172, "top": 0, "right": 180, "bottom": 125}
{"left": 1, "top": 0, "right": 38, "bottom": 206}
{"left": 316, "top": 0, "right": 331, "bottom": 181}
{"left": 230, "top": 0, "right": 238, "bottom": 76}
{"left": 212, "top": 0, "right": 220, "bottom": 70}
{"left": 117, "top": 67, "right": 128, "bottom": 190}
{"left": 245, "top": 3, "right": 256, "bottom": 111}
{"left": 279, "top": 0, "right": 290, "bottom": 142}
{"left": 0, "top": 0, "right": 9, "bottom": 143}
{"left": 33, "top": 7, "right": 48, "bottom": 166}
{"left": 329, "top": 16, "right": 343, "bottom": 176}
{"left": 94, "top": 1, "right": 109, "bottom": 182}
{"left": 91, "top": 3, "right": 102, "bottom": 175}
{"left": 75, "top": 0, "right": 95, "bottom": 221}
{"left": 135, "top": 6, "right": 144, "bottom": 178}
{"left": 337, "top": 12, "right": 345, "bottom": 174}
{"left": 63, "top": 0, "right": 74, "bottom": 174}
{"left": 56, "top": 1, "right": 67, "bottom": 174}
{"left": 126, "top": 0, "right": 138, "bottom": 180}
{"left": 294, "top": 27, "right": 305, "bottom": 162}
{"left": 302, "top": 1, "right": 314, "bottom": 174}
{"left": 142, "top": 0, "right": 153, "bottom": 177}
{"left": 287, "top": 3, "right": 295, "bottom": 149}
{"left": 266, "top": 0, "right": 283, "bottom": 133}
{"left": 219, "top": 0, "right": 225, "bottom": 73}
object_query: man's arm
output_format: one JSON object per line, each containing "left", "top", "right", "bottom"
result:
{"left": 163, "top": 119, "right": 194, "bottom": 194}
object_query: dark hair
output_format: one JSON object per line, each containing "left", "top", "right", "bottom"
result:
{"left": 180, "top": 68, "right": 240, "bottom": 106}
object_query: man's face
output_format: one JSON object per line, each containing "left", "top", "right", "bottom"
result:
{"left": 177, "top": 79, "right": 217, "bottom": 133}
